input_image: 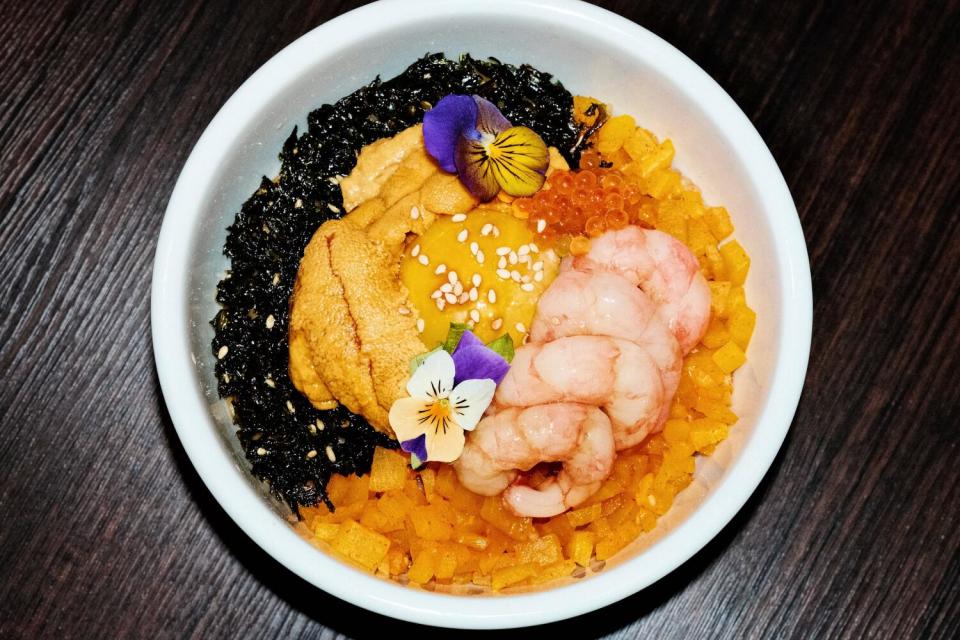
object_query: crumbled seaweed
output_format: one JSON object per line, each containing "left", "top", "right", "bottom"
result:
{"left": 211, "top": 53, "right": 582, "bottom": 511}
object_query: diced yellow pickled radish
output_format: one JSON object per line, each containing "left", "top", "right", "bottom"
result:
{"left": 331, "top": 520, "right": 391, "bottom": 570}
{"left": 712, "top": 341, "right": 747, "bottom": 373}
{"left": 719, "top": 240, "right": 750, "bottom": 285}
{"left": 368, "top": 447, "right": 409, "bottom": 492}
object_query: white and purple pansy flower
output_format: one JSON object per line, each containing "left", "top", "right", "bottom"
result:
{"left": 389, "top": 330, "right": 509, "bottom": 466}
{"left": 423, "top": 94, "right": 550, "bottom": 201}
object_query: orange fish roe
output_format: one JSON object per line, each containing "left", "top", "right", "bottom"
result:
{"left": 298, "top": 109, "right": 756, "bottom": 592}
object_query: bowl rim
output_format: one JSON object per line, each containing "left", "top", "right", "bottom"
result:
{"left": 151, "top": 0, "right": 812, "bottom": 629}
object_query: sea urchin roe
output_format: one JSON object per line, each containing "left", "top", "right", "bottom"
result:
{"left": 401, "top": 207, "right": 559, "bottom": 347}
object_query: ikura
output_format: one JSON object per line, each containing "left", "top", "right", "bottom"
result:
{"left": 516, "top": 154, "right": 659, "bottom": 242}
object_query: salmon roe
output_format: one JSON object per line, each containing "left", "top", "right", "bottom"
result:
{"left": 518, "top": 150, "right": 658, "bottom": 243}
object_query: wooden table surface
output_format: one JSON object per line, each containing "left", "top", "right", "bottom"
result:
{"left": 1, "top": 0, "right": 958, "bottom": 637}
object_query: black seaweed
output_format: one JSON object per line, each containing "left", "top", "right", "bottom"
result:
{"left": 211, "top": 53, "right": 582, "bottom": 511}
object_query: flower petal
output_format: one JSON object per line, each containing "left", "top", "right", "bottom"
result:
{"left": 406, "top": 348, "right": 455, "bottom": 399}
{"left": 448, "top": 378, "right": 496, "bottom": 431}
{"left": 486, "top": 126, "right": 549, "bottom": 197}
{"left": 424, "top": 421, "right": 466, "bottom": 463}
{"left": 388, "top": 396, "right": 432, "bottom": 443}
{"left": 473, "top": 96, "right": 511, "bottom": 136}
{"left": 423, "top": 95, "right": 478, "bottom": 173}
{"left": 452, "top": 331, "right": 510, "bottom": 385}
{"left": 455, "top": 136, "right": 501, "bottom": 201}
{"left": 400, "top": 434, "right": 428, "bottom": 463}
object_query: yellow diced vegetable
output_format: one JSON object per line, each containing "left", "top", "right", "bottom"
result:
{"left": 331, "top": 520, "right": 391, "bottom": 571}
{"left": 728, "top": 307, "right": 756, "bottom": 349}
{"left": 566, "top": 503, "right": 602, "bottom": 528}
{"left": 566, "top": 530, "right": 596, "bottom": 567}
{"left": 491, "top": 563, "right": 538, "bottom": 591}
{"left": 368, "top": 447, "right": 409, "bottom": 492}
{"left": 712, "top": 340, "right": 747, "bottom": 374}
{"left": 719, "top": 240, "right": 750, "bottom": 285}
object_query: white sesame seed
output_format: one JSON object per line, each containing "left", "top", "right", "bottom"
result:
{"left": 222, "top": 373, "right": 230, "bottom": 383}
{"left": 453, "top": 281, "right": 464, "bottom": 295}
{"left": 516, "top": 322, "right": 526, "bottom": 333}
{"left": 458, "top": 292, "right": 469, "bottom": 304}
{"left": 257, "top": 447, "right": 267, "bottom": 456}
{"left": 518, "top": 245, "right": 530, "bottom": 256}
{"left": 398, "top": 306, "right": 411, "bottom": 315}
{"left": 217, "top": 346, "right": 228, "bottom": 359}
{"left": 272, "top": 273, "right": 280, "bottom": 286}
{"left": 431, "top": 289, "right": 443, "bottom": 299}
{"left": 519, "top": 254, "right": 531, "bottom": 264}
{"left": 472, "top": 273, "right": 482, "bottom": 287}
{"left": 411, "top": 244, "right": 421, "bottom": 257}
{"left": 488, "top": 289, "right": 497, "bottom": 303}
{"left": 492, "top": 226, "right": 501, "bottom": 237}
{"left": 416, "top": 319, "right": 425, "bottom": 333}
{"left": 307, "top": 450, "right": 317, "bottom": 459}
{"left": 533, "top": 260, "right": 544, "bottom": 271}
{"left": 537, "top": 219, "right": 547, "bottom": 233}
{"left": 457, "top": 229, "right": 469, "bottom": 242}
{"left": 511, "top": 270, "right": 522, "bottom": 282}
{"left": 447, "top": 270, "right": 458, "bottom": 283}
{"left": 529, "top": 243, "right": 540, "bottom": 253}
{"left": 294, "top": 198, "right": 303, "bottom": 209}
{"left": 434, "top": 263, "right": 447, "bottom": 275}
{"left": 440, "top": 282, "right": 453, "bottom": 293}
{"left": 316, "top": 419, "right": 325, "bottom": 431}
{"left": 286, "top": 400, "right": 295, "bottom": 413}
{"left": 521, "top": 283, "right": 535, "bottom": 292}
{"left": 496, "top": 246, "right": 511, "bottom": 256}
{"left": 265, "top": 314, "right": 275, "bottom": 329}
{"left": 470, "top": 309, "right": 481, "bottom": 323}
{"left": 498, "top": 256, "right": 507, "bottom": 269}
{"left": 470, "top": 241, "right": 479, "bottom": 255}
{"left": 521, "top": 274, "right": 531, "bottom": 283}
{"left": 436, "top": 298, "right": 446, "bottom": 311}
{"left": 265, "top": 378, "right": 276, "bottom": 388}
{"left": 497, "top": 268, "right": 511, "bottom": 279}
{"left": 328, "top": 203, "right": 341, "bottom": 214}
{"left": 534, "top": 271, "right": 544, "bottom": 281}
{"left": 410, "top": 206, "right": 420, "bottom": 219}
{"left": 452, "top": 213, "right": 467, "bottom": 222}
{"left": 492, "top": 318, "right": 503, "bottom": 330}
{"left": 445, "top": 292, "right": 457, "bottom": 304}
{"left": 469, "top": 287, "right": 478, "bottom": 301}
{"left": 418, "top": 254, "right": 429, "bottom": 266}
{"left": 326, "top": 446, "right": 337, "bottom": 462}
{"left": 481, "top": 223, "right": 493, "bottom": 236}
{"left": 510, "top": 251, "right": 520, "bottom": 265}
{"left": 476, "top": 250, "right": 484, "bottom": 263}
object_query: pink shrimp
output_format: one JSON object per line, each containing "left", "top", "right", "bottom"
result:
{"left": 529, "top": 269, "right": 682, "bottom": 425}
{"left": 453, "top": 403, "right": 615, "bottom": 517}
{"left": 494, "top": 335, "right": 666, "bottom": 450}
{"left": 569, "top": 227, "right": 710, "bottom": 353}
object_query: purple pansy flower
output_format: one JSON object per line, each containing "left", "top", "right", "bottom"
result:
{"left": 423, "top": 94, "right": 549, "bottom": 201}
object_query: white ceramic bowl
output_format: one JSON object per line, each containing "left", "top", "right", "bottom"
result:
{"left": 152, "top": 0, "right": 811, "bottom": 629}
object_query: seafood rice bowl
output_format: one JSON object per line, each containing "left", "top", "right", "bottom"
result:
{"left": 153, "top": 0, "right": 810, "bottom": 627}
{"left": 211, "top": 53, "right": 755, "bottom": 592}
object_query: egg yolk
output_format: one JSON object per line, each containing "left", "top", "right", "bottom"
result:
{"left": 401, "top": 208, "right": 559, "bottom": 348}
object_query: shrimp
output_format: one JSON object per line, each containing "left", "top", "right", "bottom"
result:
{"left": 569, "top": 227, "right": 710, "bottom": 353}
{"left": 494, "top": 335, "right": 666, "bottom": 450}
{"left": 453, "top": 403, "right": 615, "bottom": 517}
{"left": 530, "top": 269, "right": 682, "bottom": 420}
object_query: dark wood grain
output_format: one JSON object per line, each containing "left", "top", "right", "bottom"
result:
{"left": 1, "top": 0, "right": 957, "bottom": 637}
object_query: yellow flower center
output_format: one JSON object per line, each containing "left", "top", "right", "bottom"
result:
{"left": 424, "top": 397, "right": 453, "bottom": 434}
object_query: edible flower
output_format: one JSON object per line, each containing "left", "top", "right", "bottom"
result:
{"left": 390, "top": 330, "right": 509, "bottom": 466}
{"left": 423, "top": 94, "right": 549, "bottom": 201}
